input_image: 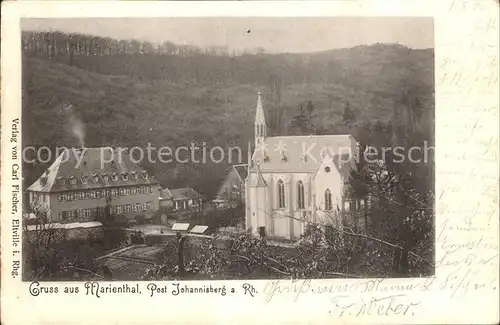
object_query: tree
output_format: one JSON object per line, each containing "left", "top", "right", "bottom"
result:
{"left": 346, "top": 141, "right": 434, "bottom": 276}
{"left": 290, "top": 101, "right": 317, "bottom": 135}
{"left": 290, "top": 103, "right": 310, "bottom": 134}
{"left": 23, "top": 205, "right": 105, "bottom": 281}
{"left": 342, "top": 98, "right": 355, "bottom": 124}
{"left": 267, "top": 76, "right": 284, "bottom": 136}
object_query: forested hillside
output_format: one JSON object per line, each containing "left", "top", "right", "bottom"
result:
{"left": 22, "top": 31, "right": 434, "bottom": 199}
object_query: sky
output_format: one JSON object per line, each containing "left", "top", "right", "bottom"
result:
{"left": 22, "top": 17, "right": 434, "bottom": 53}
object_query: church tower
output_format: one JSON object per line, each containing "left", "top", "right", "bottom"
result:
{"left": 254, "top": 92, "right": 267, "bottom": 147}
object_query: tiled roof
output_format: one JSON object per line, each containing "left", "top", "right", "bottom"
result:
{"left": 27, "top": 148, "right": 158, "bottom": 192}
{"left": 233, "top": 164, "right": 248, "bottom": 182}
{"left": 169, "top": 187, "right": 201, "bottom": 200}
{"left": 159, "top": 188, "right": 173, "bottom": 200}
{"left": 252, "top": 134, "right": 358, "bottom": 174}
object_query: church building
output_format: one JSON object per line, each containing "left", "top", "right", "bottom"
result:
{"left": 245, "top": 93, "right": 366, "bottom": 240}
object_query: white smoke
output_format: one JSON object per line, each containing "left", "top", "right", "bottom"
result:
{"left": 62, "top": 103, "right": 86, "bottom": 148}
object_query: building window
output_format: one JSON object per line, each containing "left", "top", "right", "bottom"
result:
{"left": 277, "top": 179, "right": 285, "bottom": 209}
{"left": 297, "top": 181, "right": 305, "bottom": 209}
{"left": 111, "top": 173, "right": 118, "bottom": 182}
{"left": 325, "top": 189, "right": 332, "bottom": 211}
{"left": 81, "top": 176, "right": 88, "bottom": 184}
{"left": 122, "top": 173, "right": 129, "bottom": 181}
{"left": 350, "top": 201, "right": 356, "bottom": 213}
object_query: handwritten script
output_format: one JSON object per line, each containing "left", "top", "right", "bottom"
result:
{"left": 262, "top": 1, "right": 499, "bottom": 321}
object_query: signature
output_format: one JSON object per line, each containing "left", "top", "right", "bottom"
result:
{"left": 330, "top": 294, "right": 421, "bottom": 317}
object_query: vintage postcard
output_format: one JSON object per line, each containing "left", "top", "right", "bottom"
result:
{"left": 1, "top": 1, "right": 498, "bottom": 324}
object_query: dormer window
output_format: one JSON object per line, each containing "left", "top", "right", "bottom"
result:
{"left": 59, "top": 177, "right": 66, "bottom": 186}
{"left": 131, "top": 171, "right": 138, "bottom": 180}
{"left": 111, "top": 173, "right": 118, "bottom": 181}
{"left": 301, "top": 154, "right": 307, "bottom": 163}
{"left": 70, "top": 176, "right": 77, "bottom": 185}
{"left": 81, "top": 176, "right": 88, "bottom": 184}
{"left": 281, "top": 155, "right": 287, "bottom": 162}
{"left": 92, "top": 174, "right": 99, "bottom": 183}
{"left": 141, "top": 172, "right": 148, "bottom": 180}
{"left": 263, "top": 155, "right": 270, "bottom": 162}
{"left": 122, "top": 173, "right": 129, "bottom": 181}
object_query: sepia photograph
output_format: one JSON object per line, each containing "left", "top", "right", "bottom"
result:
{"left": 20, "top": 17, "right": 435, "bottom": 282}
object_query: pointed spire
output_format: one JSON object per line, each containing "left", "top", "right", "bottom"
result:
{"left": 255, "top": 92, "right": 267, "bottom": 147}
{"left": 255, "top": 92, "right": 266, "bottom": 125}
{"left": 247, "top": 141, "right": 252, "bottom": 171}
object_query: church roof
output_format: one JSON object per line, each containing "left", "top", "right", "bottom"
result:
{"left": 252, "top": 134, "right": 357, "bottom": 175}
{"left": 27, "top": 148, "right": 158, "bottom": 193}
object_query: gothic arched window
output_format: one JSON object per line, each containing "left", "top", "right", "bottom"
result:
{"left": 277, "top": 179, "right": 285, "bottom": 208}
{"left": 297, "top": 181, "right": 305, "bottom": 209}
{"left": 325, "top": 189, "right": 332, "bottom": 211}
